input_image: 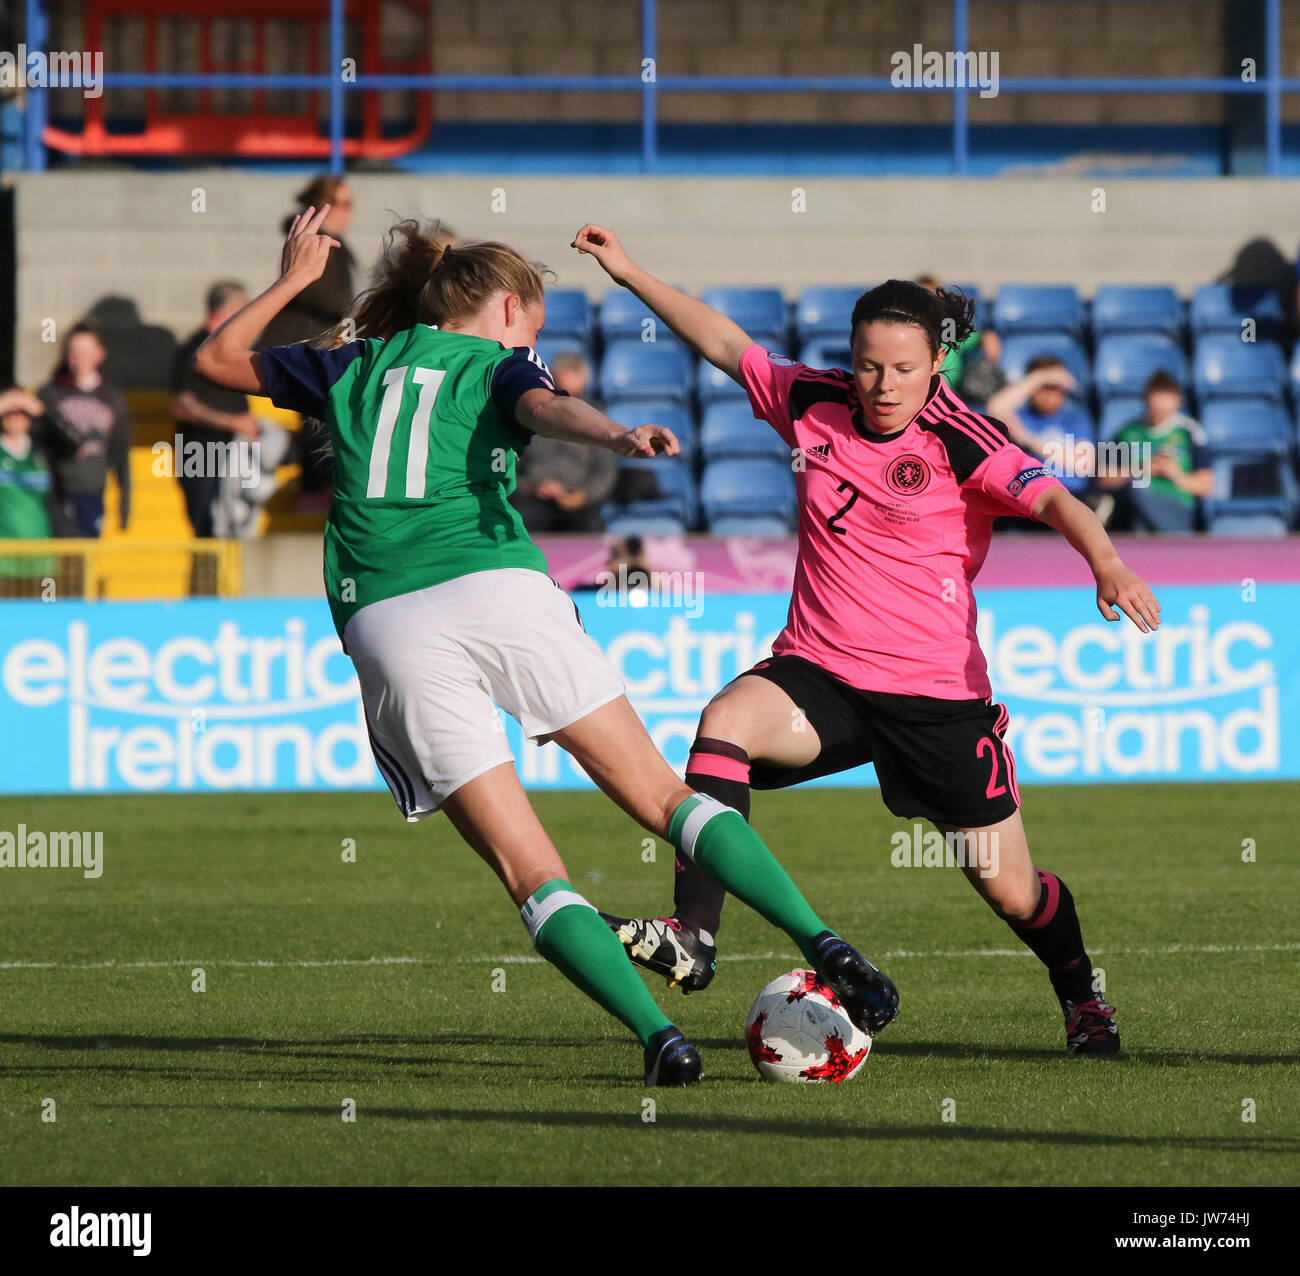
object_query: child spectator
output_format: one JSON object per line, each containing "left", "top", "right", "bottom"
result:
{"left": 1098, "top": 370, "right": 1212, "bottom": 533}
{"left": 37, "top": 323, "right": 130, "bottom": 537}
{"left": 0, "top": 388, "right": 55, "bottom": 594}
{"left": 986, "top": 354, "right": 1094, "bottom": 497}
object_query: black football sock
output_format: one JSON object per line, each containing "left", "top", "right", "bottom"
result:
{"left": 672, "top": 736, "right": 752, "bottom": 938}
{"left": 1007, "top": 870, "right": 1096, "bottom": 1005}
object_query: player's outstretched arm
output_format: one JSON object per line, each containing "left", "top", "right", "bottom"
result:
{"left": 514, "top": 388, "right": 679, "bottom": 458}
{"left": 571, "top": 223, "right": 753, "bottom": 385}
{"left": 194, "top": 204, "right": 342, "bottom": 393}
{"left": 1031, "top": 485, "right": 1162, "bottom": 632}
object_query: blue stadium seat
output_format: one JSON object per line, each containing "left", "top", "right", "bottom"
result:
{"left": 604, "top": 512, "right": 687, "bottom": 537}
{"left": 1206, "top": 512, "right": 1291, "bottom": 537}
{"left": 1193, "top": 336, "right": 1287, "bottom": 401}
{"left": 700, "top": 402, "right": 790, "bottom": 463}
{"left": 1091, "top": 286, "right": 1183, "bottom": 340}
{"left": 700, "top": 458, "right": 796, "bottom": 528}
{"left": 542, "top": 288, "right": 593, "bottom": 343}
{"left": 998, "top": 333, "right": 1091, "bottom": 396}
{"left": 605, "top": 399, "right": 697, "bottom": 461}
{"left": 697, "top": 357, "right": 751, "bottom": 404}
{"left": 701, "top": 287, "right": 788, "bottom": 347}
{"left": 799, "top": 338, "right": 853, "bottom": 371}
{"left": 599, "top": 339, "right": 693, "bottom": 403}
{"left": 1099, "top": 395, "right": 1146, "bottom": 440}
{"left": 1204, "top": 447, "right": 1298, "bottom": 525}
{"left": 708, "top": 515, "right": 795, "bottom": 537}
{"left": 795, "top": 286, "right": 862, "bottom": 342}
{"left": 610, "top": 457, "right": 698, "bottom": 528}
{"left": 1200, "top": 399, "right": 1292, "bottom": 454}
{"left": 1291, "top": 343, "right": 1300, "bottom": 402}
{"left": 993, "top": 285, "right": 1084, "bottom": 337}
{"left": 1190, "top": 283, "right": 1285, "bottom": 339}
{"left": 1093, "top": 334, "right": 1189, "bottom": 400}
{"left": 598, "top": 290, "right": 684, "bottom": 346}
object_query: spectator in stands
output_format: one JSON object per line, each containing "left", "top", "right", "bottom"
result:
{"left": 37, "top": 323, "right": 130, "bottom": 537}
{"left": 0, "top": 388, "right": 54, "bottom": 596}
{"left": 172, "top": 282, "right": 261, "bottom": 537}
{"left": 1097, "top": 370, "right": 1212, "bottom": 533}
{"left": 259, "top": 177, "right": 361, "bottom": 507}
{"left": 512, "top": 352, "right": 618, "bottom": 532}
{"left": 915, "top": 274, "right": 1003, "bottom": 404}
{"left": 985, "top": 354, "right": 1093, "bottom": 493}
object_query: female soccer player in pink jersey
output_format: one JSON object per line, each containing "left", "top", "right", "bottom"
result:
{"left": 574, "top": 223, "right": 1162, "bottom": 1056}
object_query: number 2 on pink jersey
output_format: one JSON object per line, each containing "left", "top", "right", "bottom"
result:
{"left": 975, "top": 736, "right": 1008, "bottom": 799}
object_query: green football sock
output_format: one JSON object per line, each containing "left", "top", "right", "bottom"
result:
{"left": 520, "top": 879, "right": 672, "bottom": 1049}
{"left": 668, "top": 794, "right": 831, "bottom": 965}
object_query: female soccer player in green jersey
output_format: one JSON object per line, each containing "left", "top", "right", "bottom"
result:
{"left": 194, "top": 204, "right": 900, "bottom": 1085}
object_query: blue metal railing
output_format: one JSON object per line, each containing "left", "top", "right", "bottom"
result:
{"left": 19, "top": 0, "right": 1298, "bottom": 175}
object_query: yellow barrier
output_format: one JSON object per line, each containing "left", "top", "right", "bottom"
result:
{"left": 0, "top": 539, "right": 242, "bottom": 600}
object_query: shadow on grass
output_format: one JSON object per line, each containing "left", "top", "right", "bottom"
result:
{"left": 99, "top": 1101, "right": 1300, "bottom": 1155}
{"left": 3, "top": 1032, "right": 1296, "bottom": 1072}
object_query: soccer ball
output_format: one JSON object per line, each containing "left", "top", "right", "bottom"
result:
{"left": 744, "top": 970, "right": 872, "bottom": 1083}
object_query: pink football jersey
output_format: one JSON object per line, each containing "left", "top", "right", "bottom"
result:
{"left": 740, "top": 344, "right": 1065, "bottom": 699}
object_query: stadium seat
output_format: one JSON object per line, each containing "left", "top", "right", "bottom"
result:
{"left": 598, "top": 290, "right": 684, "bottom": 346}
{"left": 708, "top": 515, "right": 796, "bottom": 537}
{"left": 609, "top": 457, "right": 698, "bottom": 528}
{"left": 1193, "top": 336, "right": 1287, "bottom": 402}
{"left": 697, "top": 357, "right": 751, "bottom": 404}
{"left": 700, "top": 458, "right": 796, "bottom": 528}
{"left": 1206, "top": 512, "right": 1291, "bottom": 537}
{"left": 603, "top": 512, "right": 688, "bottom": 537}
{"left": 605, "top": 399, "right": 697, "bottom": 461}
{"left": 1190, "top": 283, "right": 1285, "bottom": 339}
{"left": 1203, "top": 447, "right": 1298, "bottom": 525}
{"left": 1091, "top": 285, "right": 1183, "bottom": 340}
{"left": 599, "top": 339, "right": 694, "bottom": 403}
{"left": 1093, "top": 334, "right": 1189, "bottom": 400}
{"left": 1290, "top": 343, "right": 1300, "bottom": 402}
{"left": 1200, "top": 399, "right": 1292, "bottom": 454}
{"left": 800, "top": 338, "right": 853, "bottom": 371}
{"left": 701, "top": 287, "right": 788, "bottom": 348}
{"left": 1099, "top": 395, "right": 1146, "bottom": 440}
{"left": 993, "top": 285, "right": 1085, "bottom": 337}
{"left": 795, "top": 286, "right": 862, "bottom": 342}
{"left": 998, "top": 333, "right": 1091, "bottom": 396}
{"left": 700, "top": 402, "right": 790, "bottom": 463}
{"left": 542, "top": 288, "right": 593, "bottom": 343}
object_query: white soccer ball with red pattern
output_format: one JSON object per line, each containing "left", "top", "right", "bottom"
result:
{"left": 745, "top": 969, "right": 872, "bottom": 1083}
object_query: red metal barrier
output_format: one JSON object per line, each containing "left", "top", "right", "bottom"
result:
{"left": 43, "top": 0, "right": 433, "bottom": 160}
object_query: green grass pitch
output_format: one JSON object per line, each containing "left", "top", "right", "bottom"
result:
{"left": 2, "top": 784, "right": 1297, "bottom": 1186}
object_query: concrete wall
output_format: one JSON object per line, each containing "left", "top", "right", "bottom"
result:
{"left": 46, "top": 0, "right": 1300, "bottom": 125}
{"left": 13, "top": 170, "right": 1300, "bottom": 383}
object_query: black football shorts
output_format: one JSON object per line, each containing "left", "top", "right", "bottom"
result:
{"left": 742, "top": 655, "right": 1020, "bottom": 828}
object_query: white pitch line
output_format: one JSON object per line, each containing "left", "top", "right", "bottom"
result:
{"left": 1, "top": 941, "right": 1296, "bottom": 973}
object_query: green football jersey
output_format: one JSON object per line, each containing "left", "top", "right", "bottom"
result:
{"left": 261, "top": 327, "right": 552, "bottom": 636}
{"left": 0, "top": 439, "right": 55, "bottom": 578}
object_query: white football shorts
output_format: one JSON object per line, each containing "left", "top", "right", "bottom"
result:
{"left": 343, "top": 568, "right": 625, "bottom": 821}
